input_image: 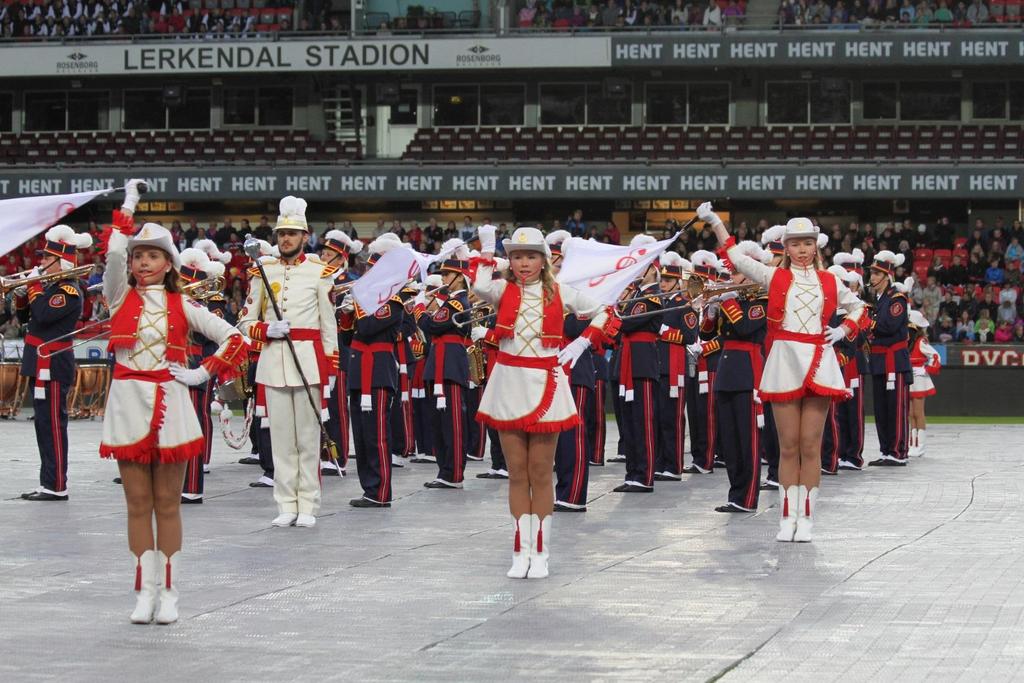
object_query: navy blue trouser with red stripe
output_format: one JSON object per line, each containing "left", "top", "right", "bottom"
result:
{"left": 685, "top": 373, "right": 716, "bottom": 471}
{"left": 487, "top": 426, "right": 506, "bottom": 471}
{"left": 873, "top": 372, "right": 911, "bottom": 461}
{"left": 587, "top": 379, "right": 607, "bottom": 465}
{"left": 623, "top": 378, "right": 659, "bottom": 487}
{"left": 555, "top": 385, "right": 592, "bottom": 506}
{"left": 715, "top": 389, "right": 761, "bottom": 510}
{"left": 389, "top": 391, "right": 414, "bottom": 457}
{"left": 656, "top": 380, "right": 686, "bottom": 475}
{"left": 820, "top": 401, "right": 840, "bottom": 474}
{"left": 33, "top": 380, "right": 70, "bottom": 493}
{"left": 430, "top": 381, "right": 467, "bottom": 484}
{"left": 350, "top": 387, "right": 394, "bottom": 503}
{"left": 183, "top": 381, "right": 213, "bottom": 495}
{"left": 465, "top": 385, "right": 482, "bottom": 458}
{"left": 413, "top": 394, "right": 434, "bottom": 457}
{"left": 325, "top": 370, "right": 351, "bottom": 468}
{"left": 837, "top": 382, "right": 865, "bottom": 467}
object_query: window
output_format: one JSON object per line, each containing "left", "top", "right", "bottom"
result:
{"left": 540, "top": 84, "right": 586, "bottom": 126}
{"left": 646, "top": 84, "right": 687, "bottom": 125}
{"left": 1011, "top": 82, "right": 1024, "bottom": 121}
{"left": 224, "top": 86, "right": 293, "bottom": 127}
{"left": 587, "top": 83, "right": 631, "bottom": 125}
{"left": 810, "top": 80, "right": 850, "bottom": 124}
{"left": 973, "top": 82, "right": 1007, "bottom": 120}
{"left": 24, "top": 91, "right": 108, "bottom": 131}
{"left": 168, "top": 88, "right": 211, "bottom": 129}
{"left": 480, "top": 85, "right": 525, "bottom": 126}
{"left": 863, "top": 82, "right": 898, "bottom": 120}
{"left": 434, "top": 85, "right": 479, "bottom": 127}
{"left": 123, "top": 90, "right": 165, "bottom": 130}
{"left": 388, "top": 87, "right": 419, "bottom": 126}
{"left": 766, "top": 82, "right": 809, "bottom": 125}
{"left": 24, "top": 92, "right": 66, "bottom": 132}
{"left": 900, "top": 81, "right": 961, "bottom": 122}
{"left": 0, "top": 93, "right": 10, "bottom": 132}
{"left": 689, "top": 83, "right": 730, "bottom": 124}
{"left": 67, "top": 91, "right": 108, "bottom": 130}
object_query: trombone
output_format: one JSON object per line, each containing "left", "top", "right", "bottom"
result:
{"left": 182, "top": 276, "right": 225, "bottom": 301}
{"left": 453, "top": 300, "right": 494, "bottom": 326}
{"left": 617, "top": 281, "right": 762, "bottom": 321}
{"left": 37, "top": 318, "right": 111, "bottom": 358}
{"left": 0, "top": 264, "right": 95, "bottom": 296}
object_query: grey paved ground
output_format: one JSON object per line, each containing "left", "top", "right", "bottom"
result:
{"left": 1, "top": 418, "right": 1023, "bottom": 682}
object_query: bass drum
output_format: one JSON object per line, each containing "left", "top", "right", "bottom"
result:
{"left": 68, "top": 363, "right": 111, "bottom": 419}
{"left": 0, "top": 361, "right": 28, "bottom": 418}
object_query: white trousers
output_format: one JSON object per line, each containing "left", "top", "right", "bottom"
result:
{"left": 266, "top": 385, "right": 322, "bottom": 515}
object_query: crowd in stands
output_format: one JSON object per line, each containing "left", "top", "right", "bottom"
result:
{"left": 777, "top": 0, "right": 1022, "bottom": 27}
{"left": 517, "top": 0, "right": 746, "bottom": 29}
{"left": 2, "top": 210, "right": 1022, "bottom": 341}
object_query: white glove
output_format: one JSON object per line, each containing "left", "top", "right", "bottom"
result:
{"left": 718, "top": 290, "right": 738, "bottom": 301}
{"left": 13, "top": 267, "right": 39, "bottom": 297}
{"left": 696, "top": 201, "right": 720, "bottom": 225}
{"left": 557, "top": 336, "right": 591, "bottom": 369}
{"left": 687, "top": 341, "right": 704, "bottom": 357}
{"left": 478, "top": 224, "right": 497, "bottom": 253}
{"left": 169, "top": 364, "right": 211, "bottom": 387}
{"left": 823, "top": 326, "right": 846, "bottom": 346}
{"left": 339, "top": 294, "right": 354, "bottom": 313}
{"left": 471, "top": 326, "right": 489, "bottom": 343}
{"left": 705, "top": 304, "right": 719, "bottom": 320}
{"left": 122, "top": 178, "right": 145, "bottom": 214}
{"left": 659, "top": 324, "right": 670, "bottom": 335}
{"left": 266, "top": 319, "right": 291, "bottom": 338}
{"left": 913, "top": 366, "right": 926, "bottom": 377}
{"left": 328, "top": 375, "right": 337, "bottom": 393}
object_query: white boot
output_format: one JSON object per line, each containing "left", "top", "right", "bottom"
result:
{"left": 506, "top": 514, "right": 531, "bottom": 579}
{"left": 154, "top": 551, "right": 179, "bottom": 625}
{"left": 526, "top": 514, "right": 550, "bottom": 579}
{"left": 776, "top": 486, "right": 797, "bottom": 542}
{"left": 908, "top": 429, "right": 919, "bottom": 457}
{"left": 916, "top": 429, "right": 926, "bottom": 457}
{"left": 793, "top": 486, "right": 818, "bottom": 543}
{"left": 130, "top": 550, "right": 159, "bottom": 624}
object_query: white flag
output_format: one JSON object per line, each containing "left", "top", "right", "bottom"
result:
{"left": 557, "top": 232, "right": 681, "bottom": 305}
{"left": 0, "top": 188, "right": 113, "bottom": 259}
{"left": 351, "top": 246, "right": 442, "bottom": 314}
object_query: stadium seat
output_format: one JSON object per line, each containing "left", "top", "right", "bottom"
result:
{"left": 934, "top": 249, "right": 952, "bottom": 267}
{"left": 914, "top": 248, "right": 934, "bottom": 263}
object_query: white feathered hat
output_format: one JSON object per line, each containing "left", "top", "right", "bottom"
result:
{"left": 128, "top": 223, "right": 181, "bottom": 269}
{"left": 659, "top": 251, "right": 691, "bottom": 279}
{"left": 424, "top": 273, "right": 443, "bottom": 289}
{"left": 908, "top": 309, "right": 929, "bottom": 328}
{"left": 545, "top": 229, "right": 572, "bottom": 259}
{"left": 178, "top": 247, "right": 213, "bottom": 283}
{"left": 42, "top": 224, "right": 93, "bottom": 269}
{"left": 366, "top": 232, "right": 404, "bottom": 266}
{"left": 735, "top": 240, "right": 773, "bottom": 265}
{"left": 441, "top": 237, "right": 470, "bottom": 260}
{"left": 204, "top": 260, "right": 226, "bottom": 279}
{"left": 275, "top": 195, "right": 308, "bottom": 232}
{"left": 894, "top": 275, "right": 914, "bottom": 295}
{"left": 194, "top": 238, "right": 231, "bottom": 265}
{"left": 690, "top": 249, "right": 720, "bottom": 280}
{"left": 871, "top": 250, "right": 906, "bottom": 278}
{"left": 760, "top": 225, "right": 786, "bottom": 256}
{"left": 833, "top": 248, "right": 865, "bottom": 273}
{"left": 503, "top": 227, "right": 550, "bottom": 258}
{"left": 323, "top": 229, "right": 363, "bottom": 258}
{"left": 629, "top": 233, "right": 657, "bottom": 249}
{"left": 828, "top": 264, "right": 862, "bottom": 287}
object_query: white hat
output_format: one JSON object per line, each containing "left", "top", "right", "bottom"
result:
{"left": 735, "top": 240, "right": 772, "bottom": 265}
{"left": 323, "top": 229, "right": 363, "bottom": 257}
{"left": 690, "top": 250, "right": 720, "bottom": 279}
{"left": 194, "top": 238, "right": 231, "bottom": 264}
{"left": 629, "top": 233, "right": 658, "bottom": 248}
{"left": 441, "top": 237, "right": 470, "bottom": 260}
{"left": 275, "top": 195, "right": 308, "bottom": 232}
{"left": 178, "top": 247, "right": 212, "bottom": 281}
{"left": 782, "top": 217, "right": 819, "bottom": 242}
{"left": 760, "top": 225, "right": 785, "bottom": 247}
{"left": 871, "top": 250, "right": 906, "bottom": 278}
{"left": 828, "top": 264, "right": 862, "bottom": 287}
{"left": 545, "top": 229, "right": 572, "bottom": 258}
{"left": 129, "top": 222, "right": 180, "bottom": 269}
{"left": 424, "top": 273, "right": 443, "bottom": 289}
{"left": 908, "top": 309, "right": 929, "bottom": 328}
{"left": 42, "top": 224, "right": 93, "bottom": 270}
{"left": 205, "top": 261, "right": 226, "bottom": 279}
{"left": 502, "top": 227, "right": 550, "bottom": 258}
{"left": 894, "top": 276, "right": 914, "bottom": 295}
{"left": 833, "top": 249, "right": 865, "bottom": 270}
{"left": 367, "top": 232, "right": 403, "bottom": 256}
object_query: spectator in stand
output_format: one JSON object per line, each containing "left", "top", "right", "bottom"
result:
{"left": 253, "top": 216, "right": 273, "bottom": 242}
{"left": 601, "top": 0, "right": 621, "bottom": 26}
{"left": 605, "top": 219, "right": 621, "bottom": 245}
{"left": 975, "top": 309, "right": 996, "bottom": 342}
{"left": 408, "top": 222, "right": 423, "bottom": 250}
{"left": 943, "top": 253, "right": 968, "bottom": 286}
{"left": 934, "top": 315, "right": 956, "bottom": 343}
{"left": 927, "top": 255, "right": 945, "bottom": 282}
{"left": 967, "top": 0, "right": 990, "bottom": 20}
{"left": 921, "top": 275, "right": 942, "bottom": 323}
{"left": 1005, "top": 236, "right": 1024, "bottom": 263}
{"left": 995, "top": 319, "right": 1015, "bottom": 343}
{"left": 1013, "top": 321, "right": 1024, "bottom": 343}
{"left": 997, "top": 289, "right": 1018, "bottom": 325}
{"left": 566, "top": 209, "right": 586, "bottom": 237}
{"left": 1006, "top": 260, "right": 1022, "bottom": 289}
{"left": 972, "top": 287, "right": 999, "bottom": 320}
{"left": 702, "top": 0, "right": 722, "bottom": 25}
{"left": 968, "top": 252, "right": 987, "bottom": 284}
{"left": 984, "top": 257, "right": 1005, "bottom": 285}
{"left": 956, "top": 310, "right": 976, "bottom": 342}
{"left": 938, "top": 288, "right": 961, "bottom": 322}
{"left": 933, "top": 0, "right": 954, "bottom": 20}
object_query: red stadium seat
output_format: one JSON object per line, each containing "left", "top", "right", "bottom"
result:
{"left": 934, "top": 249, "right": 952, "bottom": 266}
{"left": 914, "top": 262, "right": 929, "bottom": 281}
{"left": 914, "top": 248, "right": 933, "bottom": 262}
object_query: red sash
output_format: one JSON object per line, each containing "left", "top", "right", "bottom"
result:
{"left": 350, "top": 341, "right": 393, "bottom": 401}
{"left": 25, "top": 334, "right": 73, "bottom": 399}
{"left": 618, "top": 331, "right": 658, "bottom": 401}
{"left": 871, "top": 340, "right": 908, "bottom": 375}
{"left": 432, "top": 333, "right": 468, "bottom": 393}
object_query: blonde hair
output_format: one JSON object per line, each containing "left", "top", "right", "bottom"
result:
{"left": 504, "top": 253, "right": 557, "bottom": 303}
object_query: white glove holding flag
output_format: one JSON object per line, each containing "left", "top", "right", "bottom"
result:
{"left": 266, "top": 320, "right": 291, "bottom": 338}
{"left": 169, "top": 364, "right": 211, "bottom": 387}
{"left": 478, "top": 224, "right": 497, "bottom": 254}
{"left": 823, "top": 326, "right": 846, "bottom": 346}
{"left": 471, "top": 326, "right": 489, "bottom": 343}
{"left": 696, "top": 201, "right": 721, "bottom": 226}
{"left": 122, "top": 178, "right": 145, "bottom": 214}
{"left": 339, "top": 294, "right": 355, "bottom": 313}
{"left": 557, "top": 336, "right": 591, "bottom": 369}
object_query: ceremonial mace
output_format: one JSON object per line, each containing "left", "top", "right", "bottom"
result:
{"left": 243, "top": 235, "right": 341, "bottom": 469}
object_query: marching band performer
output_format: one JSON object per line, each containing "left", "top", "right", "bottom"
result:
{"left": 831, "top": 251, "right": 869, "bottom": 471}
{"left": 588, "top": 335, "right": 610, "bottom": 467}
{"left": 410, "top": 272, "right": 442, "bottom": 465}
{"left": 705, "top": 205, "right": 865, "bottom": 543}
{"left": 237, "top": 196, "right": 339, "bottom": 528}
{"left": 416, "top": 245, "right": 472, "bottom": 490}
{"left": 907, "top": 309, "right": 940, "bottom": 457}
{"left": 757, "top": 226, "right": 785, "bottom": 490}
{"left": 683, "top": 250, "right": 721, "bottom": 475}
{"left": 472, "top": 225, "right": 612, "bottom": 579}
{"left": 653, "top": 251, "right": 691, "bottom": 481}
{"left": 15, "top": 224, "right": 93, "bottom": 501}
{"left": 100, "top": 180, "right": 248, "bottom": 624}
{"left": 464, "top": 248, "right": 489, "bottom": 465}
{"left": 392, "top": 282, "right": 422, "bottom": 466}
{"left": 614, "top": 234, "right": 662, "bottom": 493}
{"left": 865, "top": 251, "right": 912, "bottom": 467}
{"left": 712, "top": 242, "right": 770, "bottom": 513}
{"left": 472, "top": 258, "right": 511, "bottom": 480}
{"left": 193, "top": 239, "right": 232, "bottom": 478}
{"left": 320, "top": 229, "right": 363, "bottom": 476}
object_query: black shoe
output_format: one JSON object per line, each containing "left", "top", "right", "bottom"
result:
{"left": 476, "top": 471, "right": 508, "bottom": 479}
{"left": 423, "top": 479, "right": 462, "bottom": 489}
{"left": 682, "top": 465, "right": 711, "bottom": 475}
{"left": 613, "top": 483, "right": 652, "bottom": 493}
{"left": 321, "top": 467, "right": 341, "bottom": 477}
{"left": 554, "top": 502, "right": 586, "bottom": 512}
{"left": 350, "top": 497, "right": 391, "bottom": 508}
{"left": 249, "top": 480, "right": 273, "bottom": 488}
{"left": 238, "top": 456, "right": 261, "bottom": 465}
{"left": 409, "top": 456, "right": 436, "bottom": 464}
{"left": 713, "top": 459, "right": 727, "bottom": 468}
{"left": 112, "top": 477, "right": 122, "bottom": 484}
{"left": 760, "top": 481, "right": 779, "bottom": 491}
{"left": 868, "top": 457, "right": 907, "bottom": 467}
{"left": 715, "top": 503, "right": 754, "bottom": 513}
{"left": 588, "top": 460, "right": 604, "bottom": 466}
{"left": 22, "top": 491, "right": 68, "bottom": 501}
{"left": 821, "top": 469, "right": 838, "bottom": 476}
{"left": 653, "top": 472, "right": 682, "bottom": 482}
{"left": 180, "top": 496, "right": 203, "bottom": 504}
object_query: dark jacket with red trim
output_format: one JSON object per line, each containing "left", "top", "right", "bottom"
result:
{"left": 189, "top": 295, "right": 227, "bottom": 366}
{"left": 417, "top": 289, "right": 470, "bottom": 387}
{"left": 613, "top": 284, "right": 662, "bottom": 380}
{"left": 564, "top": 313, "right": 596, "bottom": 390}
{"left": 592, "top": 342, "right": 610, "bottom": 382}
{"left": 699, "top": 306, "right": 724, "bottom": 373}
{"left": 333, "top": 270, "right": 358, "bottom": 374}
{"left": 16, "top": 279, "right": 83, "bottom": 384}
{"left": 714, "top": 295, "right": 768, "bottom": 393}
{"left": 868, "top": 288, "right": 911, "bottom": 375}
{"left": 340, "top": 298, "right": 402, "bottom": 390}
{"left": 656, "top": 292, "right": 693, "bottom": 377}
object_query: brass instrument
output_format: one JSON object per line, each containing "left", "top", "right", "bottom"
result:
{"left": 686, "top": 279, "right": 762, "bottom": 301}
{"left": 0, "top": 264, "right": 94, "bottom": 296}
{"left": 453, "top": 300, "right": 494, "bottom": 325}
{"left": 38, "top": 319, "right": 111, "bottom": 358}
{"left": 467, "top": 342, "right": 486, "bottom": 385}
{"left": 331, "top": 282, "right": 354, "bottom": 297}
{"left": 182, "top": 276, "right": 225, "bottom": 301}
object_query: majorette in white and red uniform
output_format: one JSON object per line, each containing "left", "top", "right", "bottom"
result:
{"left": 724, "top": 218, "right": 865, "bottom": 402}
{"left": 472, "top": 228, "right": 614, "bottom": 433}
{"left": 99, "top": 214, "right": 248, "bottom": 464}
{"left": 908, "top": 309, "right": 940, "bottom": 398}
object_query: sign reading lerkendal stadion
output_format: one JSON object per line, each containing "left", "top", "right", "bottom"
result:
{"left": 3, "top": 30, "right": 1024, "bottom": 77}
{"left": 0, "top": 166, "right": 1021, "bottom": 200}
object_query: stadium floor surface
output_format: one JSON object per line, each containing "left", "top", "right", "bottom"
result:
{"left": 2, "top": 419, "right": 1023, "bottom": 682}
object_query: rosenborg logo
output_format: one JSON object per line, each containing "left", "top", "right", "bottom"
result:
{"left": 457, "top": 44, "right": 501, "bottom": 67}
{"left": 56, "top": 51, "right": 99, "bottom": 74}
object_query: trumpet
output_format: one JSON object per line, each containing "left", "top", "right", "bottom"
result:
{"left": 0, "top": 264, "right": 95, "bottom": 296}
{"left": 182, "top": 276, "right": 225, "bottom": 301}
{"left": 37, "top": 318, "right": 111, "bottom": 358}
{"left": 453, "top": 300, "right": 494, "bottom": 325}
{"left": 686, "top": 279, "right": 762, "bottom": 301}
{"left": 331, "top": 282, "right": 354, "bottom": 296}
